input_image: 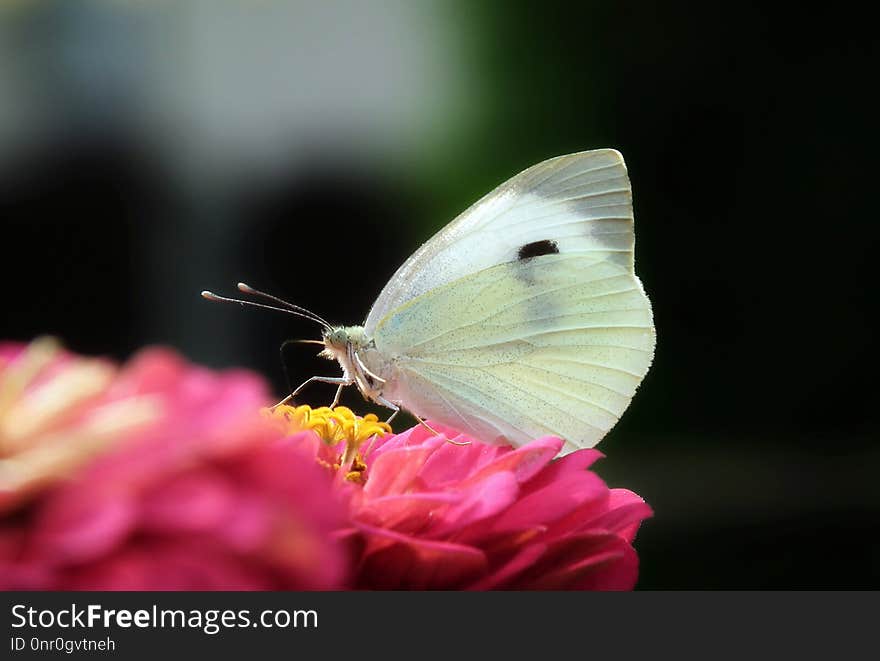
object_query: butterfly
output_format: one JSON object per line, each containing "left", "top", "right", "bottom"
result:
{"left": 204, "top": 149, "right": 655, "bottom": 454}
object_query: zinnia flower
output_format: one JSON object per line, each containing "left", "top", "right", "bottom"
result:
{"left": 0, "top": 339, "right": 347, "bottom": 590}
{"left": 269, "top": 408, "right": 652, "bottom": 590}
{"left": 1, "top": 338, "right": 651, "bottom": 590}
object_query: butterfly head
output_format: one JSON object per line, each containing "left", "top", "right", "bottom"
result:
{"left": 320, "top": 326, "right": 368, "bottom": 358}
{"left": 319, "top": 326, "right": 373, "bottom": 376}
{"left": 320, "top": 325, "right": 391, "bottom": 401}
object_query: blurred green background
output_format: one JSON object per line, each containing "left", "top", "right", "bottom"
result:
{"left": 1, "top": 1, "right": 875, "bottom": 588}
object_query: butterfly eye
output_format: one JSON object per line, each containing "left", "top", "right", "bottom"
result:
{"left": 325, "top": 329, "right": 347, "bottom": 348}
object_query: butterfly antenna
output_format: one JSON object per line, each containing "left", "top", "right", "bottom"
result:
{"left": 236, "top": 282, "right": 333, "bottom": 330}
{"left": 201, "top": 289, "right": 331, "bottom": 330}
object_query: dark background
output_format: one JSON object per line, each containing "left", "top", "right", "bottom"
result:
{"left": 2, "top": 2, "right": 876, "bottom": 588}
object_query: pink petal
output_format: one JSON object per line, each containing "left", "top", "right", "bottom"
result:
{"left": 0, "top": 527, "right": 54, "bottom": 589}
{"left": 33, "top": 490, "right": 136, "bottom": 564}
{"left": 417, "top": 437, "right": 505, "bottom": 487}
{"left": 365, "top": 424, "right": 440, "bottom": 457}
{"left": 459, "top": 436, "right": 563, "bottom": 488}
{"left": 429, "top": 471, "right": 520, "bottom": 536}
{"left": 356, "top": 523, "right": 487, "bottom": 589}
{"left": 120, "top": 348, "right": 184, "bottom": 389}
{"left": 467, "top": 542, "right": 548, "bottom": 590}
{"left": 363, "top": 446, "right": 436, "bottom": 497}
{"left": 520, "top": 448, "right": 604, "bottom": 493}
{"left": 547, "top": 489, "right": 652, "bottom": 542}
{"left": 489, "top": 470, "right": 608, "bottom": 535}
{"left": 63, "top": 542, "right": 275, "bottom": 590}
{"left": 140, "top": 470, "right": 236, "bottom": 533}
{"left": 216, "top": 493, "right": 273, "bottom": 551}
{"left": 558, "top": 542, "right": 640, "bottom": 591}
{"left": 581, "top": 504, "right": 653, "bottom": 543}
{"left": 356, "top": 491, "right": 461, "bottom": 532}
{"left": 0, "top": 341, "right": 28, "bottom": 361}
{"left": 606, "top": 489, "right": 653, "bottom": 542}
{"left": 514, "top": 533, "right": 639, "bottom": 590}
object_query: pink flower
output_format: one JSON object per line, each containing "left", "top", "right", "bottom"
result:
{"left": 271, "top": 410, "right": 652, "bottom": 590}
{"left": 0, "top": 340, "right": 347, "bottom": 590}
{"left": 2, "top": 338, "right": 652, "bottom": 591}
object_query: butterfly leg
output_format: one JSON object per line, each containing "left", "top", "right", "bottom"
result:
{"left": 418, "top": 418, "right": 442, "bottom": 436}
{"left": 374, "top": 397, "right": 448, "bottom": 439}
{"left": 374, "top": 402, "right": 439, "bottom": 437}
{"left": 375, "top": 395, "right": 400, "bottom": 425}
{"left": 271, "top": 376, "right": 353, "bottom": 409}
{"left": 329, "top": 383, "right": 345, "bottom": 408}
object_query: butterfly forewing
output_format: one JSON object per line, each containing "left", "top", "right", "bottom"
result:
{"left": 366, "top": 148, "right": 654, "bottom": 451}
{"left": 364, "top": 149, "right": 635, "bottom": 334}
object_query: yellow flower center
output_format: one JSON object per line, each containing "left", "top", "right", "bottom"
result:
{"left": 262, "top": 405, "right": 392, "bottom": 483}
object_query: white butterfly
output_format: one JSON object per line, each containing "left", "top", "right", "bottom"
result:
{"left": 204, "top": 149, "right": 655, "bottom": 454}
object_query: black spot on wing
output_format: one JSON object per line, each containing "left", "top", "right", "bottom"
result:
{"left": 517, "top": 239, "right": 559, "bottom": 261}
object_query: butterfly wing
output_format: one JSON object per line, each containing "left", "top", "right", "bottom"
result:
{"left": 365, "top": 149, "right": 635, "bottom": 333}
{"left": 367, "top": 149, "right": 654, "bottom": 450}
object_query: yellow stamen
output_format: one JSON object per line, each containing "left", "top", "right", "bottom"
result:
{"left": 262, "top": 404, "right": 391, "bottom": 483}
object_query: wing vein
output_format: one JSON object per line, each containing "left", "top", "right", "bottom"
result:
{"left": 548, "top": 164, "right": 627, "bottom": 188}
{"left": 514, "top": 364, "right": 633, "bottom": 400}
{"left": 417, "top": 366, "right": 606, "bottom": 435}
{"left": 404, "top": 279, "right": 640, "bottom": 352}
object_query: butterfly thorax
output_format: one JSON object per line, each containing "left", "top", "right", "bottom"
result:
{"left": 320, "top": 325, "right": 396, "bottom": 403}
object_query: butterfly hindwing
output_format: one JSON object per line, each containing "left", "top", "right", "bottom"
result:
{"left": 373, "top": 253, "right": 654, "bottom": 449}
